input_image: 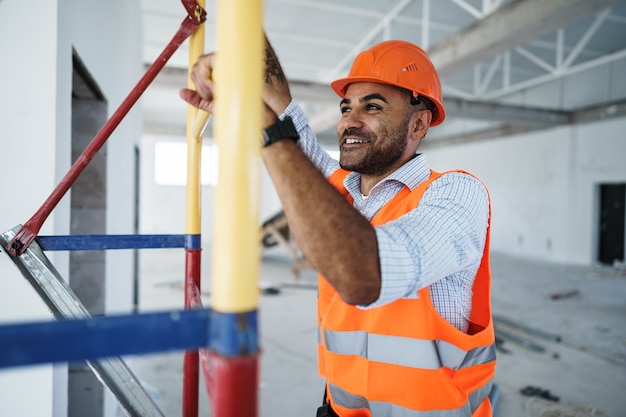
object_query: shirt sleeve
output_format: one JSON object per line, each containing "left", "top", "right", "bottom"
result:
{"left": 359, "top": 172, "right": 490, "bottom": 309}
{"left": 281, "top": 99, "right": 339, "bottom": 178}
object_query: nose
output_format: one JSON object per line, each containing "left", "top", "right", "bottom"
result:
{"left": 336, "top": 109, "right": 362, "bottom": 136}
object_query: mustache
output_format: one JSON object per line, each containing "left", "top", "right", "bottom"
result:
{"left": 341, "top": 128, "right": 375, "bottom": 141}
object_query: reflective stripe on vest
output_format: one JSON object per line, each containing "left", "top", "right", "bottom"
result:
{"left": 323, "top": 329, "right": 496, "bottom": 371}
{"left": 329, "top": 379, "right": 494, "bottom": 417}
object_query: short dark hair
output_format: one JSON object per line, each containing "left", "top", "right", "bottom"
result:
{"left": 409, "top": 94, "right": 436, "bottom": 114}
{"left": 399, "top": 87, "right": 434, "bottom": 113}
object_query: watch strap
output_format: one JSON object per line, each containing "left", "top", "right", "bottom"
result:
{"left": 263, "top": 116, "right": 299, "bottom": 147}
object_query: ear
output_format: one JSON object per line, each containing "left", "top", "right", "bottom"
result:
{"left": 410, "top": 110, "right": 432, "bottom": 141}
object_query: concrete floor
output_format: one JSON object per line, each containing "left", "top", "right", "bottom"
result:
{"left": 124, "top": 247, "right": 626, "bottom": 417}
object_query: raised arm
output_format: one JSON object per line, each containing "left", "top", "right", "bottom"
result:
{"left": 180, "top": 35, "right": 382, "bottom": 305}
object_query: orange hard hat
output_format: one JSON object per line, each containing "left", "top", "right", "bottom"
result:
{"left": 330, "top": 40, "right": 446, "bottom": 126}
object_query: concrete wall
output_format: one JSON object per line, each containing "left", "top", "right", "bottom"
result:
{"left": 425, "top": 116, "right": 626, "bottom": 266}
{"left": 0, "top": 1, "right": 142, "bottom": 416}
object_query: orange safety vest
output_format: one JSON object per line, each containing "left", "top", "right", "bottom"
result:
{"left": 318, "top": 168, "right": 496, "bottom": 417}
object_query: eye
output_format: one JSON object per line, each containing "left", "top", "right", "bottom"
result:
{"left": 365, "top": 103, "right": 381, "bottom": 111}
{"left": 340, "top": 106, "right": 351, "bottom": 115}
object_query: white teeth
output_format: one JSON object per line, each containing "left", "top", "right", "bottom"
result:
{"left": 345, "top": 139, "right": 366, "bottom": 144}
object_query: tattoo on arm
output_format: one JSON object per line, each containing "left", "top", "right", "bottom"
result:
{"left": 264, "top": 46, "right": 287, "bottom": 86}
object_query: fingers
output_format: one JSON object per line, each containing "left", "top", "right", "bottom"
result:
{"left": 182, "top": 43, "right": 293, "bottom": 118}
{"left": 190, "top": 53, "right": 216, "bottom": 100}
{"left": 179, "top": 88, "right": 214, "bottom": 113}
{"left": 180, "top": 53, "right": 217, "bottom": 112}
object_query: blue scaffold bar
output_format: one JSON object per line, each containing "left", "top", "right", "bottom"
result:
{"left": 0, "top": 308, "right": 210, "bottom": 369}
{"left": 35, "top": 234, "right": 186, "bottom": 251}
{"left": 210, "top": 310, "right": 259, "bottom": 356}
{"left": 185, "top": 233, "right": 202, "bottom": 249}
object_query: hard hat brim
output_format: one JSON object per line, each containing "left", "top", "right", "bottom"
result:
{"left": 330, "top": 76, "right": 446, "bottom": 127}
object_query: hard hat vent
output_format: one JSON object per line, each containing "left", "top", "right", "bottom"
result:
{"left": 402, "top": 63, "right": 418, "bottom": 72}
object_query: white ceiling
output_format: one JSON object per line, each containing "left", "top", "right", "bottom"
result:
{"left": 140, "top": 0, "right": 626, "bottom": 147}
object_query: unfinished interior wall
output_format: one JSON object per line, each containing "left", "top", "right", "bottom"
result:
{"left": 0, "top": 1, "right": 142, "bottom": 416}
{"left": 0, "top": 2, "right": 69, "bottom": 416}
{"left": 425, "top": 116, "right": 626, "bottom": 266}
{"left": 139, "top": 117, "right": 626, "bottom": 271}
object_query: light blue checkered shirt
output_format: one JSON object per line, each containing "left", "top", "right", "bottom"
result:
{"left": 282, "top": 100, "right": 490, "bottom": 332}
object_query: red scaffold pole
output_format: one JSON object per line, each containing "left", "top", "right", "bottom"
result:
{"left": 184, "top": 248, "right": 202, "bottom": 417}
{"left": 4, "top": 2, "right": 207, "bottom": 257}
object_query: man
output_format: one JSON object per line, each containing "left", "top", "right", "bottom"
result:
{"left": 180, "top": 37, "right": 496, "bottom": 417}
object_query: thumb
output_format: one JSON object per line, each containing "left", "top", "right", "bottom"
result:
{"left": 179, "top": 88, "right": 213, "bottom": 113}
{"left": 179, "top": 88, "right": 197, "bottom": 105}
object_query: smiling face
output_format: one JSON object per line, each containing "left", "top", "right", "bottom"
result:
{"left": 336, "top": 82, "right": 428, "bottom": 186}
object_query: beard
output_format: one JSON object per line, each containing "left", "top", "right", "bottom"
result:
{"left": 339, "top": 116, "right": 411, "bottom": 175}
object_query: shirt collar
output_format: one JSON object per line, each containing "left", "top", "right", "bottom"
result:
{"left": 343, "top": 153, "right": 431, "bottom": 199}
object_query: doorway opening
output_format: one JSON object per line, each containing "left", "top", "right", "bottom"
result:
{"left": 597, "top": 183, "right": 625, "bottom": 265}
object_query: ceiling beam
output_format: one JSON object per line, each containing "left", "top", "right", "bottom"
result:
{"left": 421, "top": 125, "right": 536, "bottom": 149}
{"left": 444, "top": 98, "right": 571, "bottom": 125}
{"left": 143, "top": 70, "right": 575, "bottom": 132}
{"left": 288, "top": 81, "right": 574, "bottom": 129}
{"left": 428, "top": 0, "right": 626, "bottom": 76}
{"left": 290, "top": 81, "right": 338, "bottom": 105}
{"left": 572, "top": 98, "right": 626, "bottom": 124}
{"left": 142, "top": 68, "right": 623, "bottom": 137}
{"left": 325, "top": 0, "right": 413, "bottom": 81}
{"left": 422, "top": 97, "right": 626, "bottom": 148}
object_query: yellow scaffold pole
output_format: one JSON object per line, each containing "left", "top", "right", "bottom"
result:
{"left": 206, "top": 0, "right": 264, "bottom": 415}
{"left": 212, "top": 0, "right": 262, "bottom": 326}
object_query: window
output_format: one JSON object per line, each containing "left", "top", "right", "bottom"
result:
{"left": 154, "top": 141, "right": 219, "bottom": 186}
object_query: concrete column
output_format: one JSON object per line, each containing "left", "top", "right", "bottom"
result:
{"left": 68, "top": 98, "right": 107, "bottom": 417}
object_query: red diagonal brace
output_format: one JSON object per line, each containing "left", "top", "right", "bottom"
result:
{"left": 182, "top": 0, "right": 207, "bottom": 23}
{"left": 5, "top": 2, "right": 207, "bottom": 257}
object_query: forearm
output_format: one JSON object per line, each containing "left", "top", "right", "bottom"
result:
{"left": 281, "top": 100, "right": 337, "bottom": 176}
{"left": 261, "top": 140, "right": 381, "bottom": 304}
{"left": 260, "top": 34, "right": 380, "bottom": 303}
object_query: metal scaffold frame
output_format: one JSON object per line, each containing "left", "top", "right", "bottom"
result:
{"left": 0, "top": 0, "right": 263, "bottom": 416}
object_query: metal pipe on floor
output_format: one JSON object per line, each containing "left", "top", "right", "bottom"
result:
{"left": 494, "top": 314, "right": 561, "bottom": 343}
{"left": 494, "top": 326, "right": 546, "bottom": 353}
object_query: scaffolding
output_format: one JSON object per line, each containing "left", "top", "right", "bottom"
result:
{"left": 0, "top": 0, "right": 263, "bottom": 416}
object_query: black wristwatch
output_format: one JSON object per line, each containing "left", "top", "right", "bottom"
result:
{"left": 263, "top": 116, "right": 299, "bottom": 147}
